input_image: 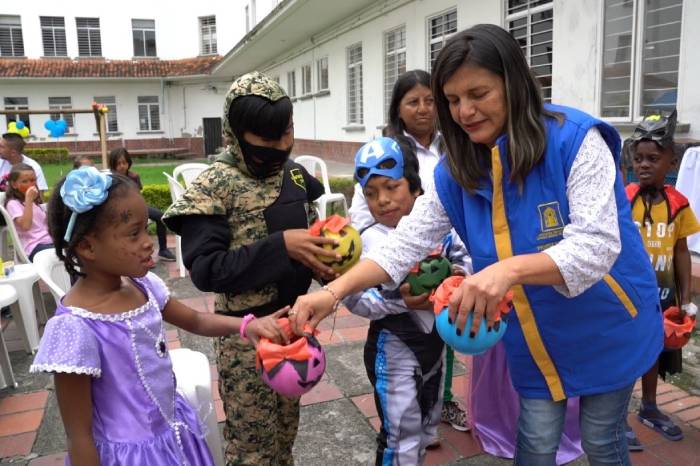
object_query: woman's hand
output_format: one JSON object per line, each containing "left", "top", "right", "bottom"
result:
{"left": 448, "top": 261, "right": 513, "bottom": 335}
{"left": 399, "top": 283, "right": 433, "bottom": 311}
{"left": 283, "top": 229, "right": 340, "bottom": 278}
{"left": 245, "top": 307, "right": 290, "bottom": 345}
{"left": 289, "top": 289, "right": 337, "bottom": 334}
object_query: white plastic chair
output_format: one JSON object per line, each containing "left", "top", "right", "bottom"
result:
{"left": 294, "top": 155, "right": 348, "bottom": 219}
{"left": 163, "top": 173, "right": 186, "bottom": 278}
{"left": 32, "top": 249, "right": 71, "bottom": 304}
{"left": 0, "top": 284, "right": 18, "bottom": 388}
{"left": 173, "top": 163, "right": 208, "bottom": 188}
{"left": 170, "top": 348, "right": 224, "bottom": 466}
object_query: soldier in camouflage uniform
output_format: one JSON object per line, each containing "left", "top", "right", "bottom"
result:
{"left": 163, "top": 71, "right": 338, "bottom": 465}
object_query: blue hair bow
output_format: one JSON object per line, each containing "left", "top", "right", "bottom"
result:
{"left": 60, "top": 166, "right": 112, "bottom": 242}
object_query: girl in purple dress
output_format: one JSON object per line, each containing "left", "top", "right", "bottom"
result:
{"left": 30, "top": 167, "right": 288, "bottom": 466}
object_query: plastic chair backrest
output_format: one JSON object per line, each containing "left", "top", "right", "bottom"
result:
{"left": 0, "top": 203, "right": 30, "bottom": 264}
{"left": 163, "top": 172, "right": 186, "bottom": 203}
{"left": 294, "top": 155, "right": 331, "bottom": 194}
{"left": 172, "top": 163, "right": 208, "bottom": 188}
{"left": 32, "top": 249, "right": 71, "bottom": 302}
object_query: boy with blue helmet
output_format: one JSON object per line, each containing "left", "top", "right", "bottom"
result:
{"left": 344, "top": 136, "right": 468, "bottom": 465}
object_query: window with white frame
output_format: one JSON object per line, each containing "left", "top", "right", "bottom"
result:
{"left": 600, "top": 0, "right": 683, "bottom": 119}
{"left": 287, "top": 70, "right": 297, "bottom": 98}
{"left": 506, "top": 1, "right": 554, "bottom": 102}
{"left": 94, "top": 96, "right": 118, "bottom": 132}
{"left": 384, "top": 25, "right": 407, "bottom": 119}
{"left": 76, "top": 17, "right": 102, "bottom": 57}
{"left": 0, "top": 15, "right": 24, "bottom": 57}
{"left": 137, "top": 96, "right": 160, "bottom": 131}
{"left": 49, "top": 97, "right": 74, "bottom": 131}
{"left": 132, "top": 19, "right": 157, "bottom": 57}
{"left": 199, "top": 16, "right": 217, "bottom": 55}
{"left": 40, "top": 16, "right": 67, "bottom": 57}
{"left": 347, "top": 43, "right": 363, "bottom": 124}
{"left": 301, "top": 64, "right": 312, "bottom": 95}
{"left": 317, "top": 57, "right": 329, "bottom": 92}
{"left": 3, "top": 97, "right": 29, "bottom": 131}
{"left": 427, "top": 9, "right": 457, "bottom": 71}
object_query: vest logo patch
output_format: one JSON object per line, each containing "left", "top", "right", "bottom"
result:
{"left": 537, "top": 202, "right": 565, "bottom": 242}
{"left": 290, "top": 168, "right": 306, "bottom": 190}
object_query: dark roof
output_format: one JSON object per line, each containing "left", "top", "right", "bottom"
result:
{"left": 0, "top": 56, "right": 222, "bottom": 78}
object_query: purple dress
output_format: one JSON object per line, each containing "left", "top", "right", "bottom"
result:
{"left": 468, "top": 342, "right": 583, "bottom": 464}
{"left": 30, "top": 273, "right": 214, "bottom": 466}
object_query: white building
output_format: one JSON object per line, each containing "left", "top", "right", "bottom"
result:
{"left": 1, "top": 0, "right": 697, "bottom": 161}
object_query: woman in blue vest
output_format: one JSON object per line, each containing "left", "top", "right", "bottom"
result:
{"left": 290, "top": 24, "right": 661, "bottom": 465}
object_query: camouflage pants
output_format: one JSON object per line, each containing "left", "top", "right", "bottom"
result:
{"left": 216, "top": 334, "right": 299, "bottom": 466}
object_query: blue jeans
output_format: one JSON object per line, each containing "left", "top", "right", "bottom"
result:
{"left": 514, "top": 384, "right": 633, "bottom": 466}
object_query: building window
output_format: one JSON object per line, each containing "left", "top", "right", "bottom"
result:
{"left": 384, "top": 25, "right": 406, "bottom": 118}
{"left": 506, "top": 1, "right": 554, "bottom": 103}
{"left": 245, "top": 6, "right": 250, "bottom": 33}
{"left": 94, "top": 96, "right": 118, "bottom": 132}
{"left": 48, "top": 97, "right": 74, "bottom": 131}
{"left": 40, "top": 16, "right": 67, "bottom": 57}
{"left": 132, "top": 19, "right": 157, "bottom": 57}
{"left": 3, "top": 97, "right": 29, "bottom": 131}
{"left": 0, "top": 15, "right": 24, "bottom": 57}
{"left": 301, "top": 64, "right": 312, "bottom": 95}
{"left": 137, "top": 96, "right": 160, "bottom": 131}
{"left": 347, "top": 43, "right": 363, "bottom": 124}
{"left": 272, "top": 75, "right": 280, "bottom": 84}
{"left": 76, "top": 17, "right": 102, "bottom": 57}
{"left": 287, "top": 70, "right": 296, "bottom": 98}
{"left": 199, "top": 16, "right": 217, "bottom": 55}
{"left": 600, "top": 0, "right": 683, "bottom": 119}
{"left": 427, "top": 9, "right": 457, "bottom": 71}
{"left": 317, "top": 57, "right": 329, "bottom": 92}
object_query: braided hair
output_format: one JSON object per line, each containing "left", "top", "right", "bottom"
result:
{"left": 47, "top": 173, "right": 137, "bottom": 278}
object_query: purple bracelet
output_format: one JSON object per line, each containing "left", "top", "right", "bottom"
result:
{"left": 239, "top": 314, "right": 256, "bottom": 341}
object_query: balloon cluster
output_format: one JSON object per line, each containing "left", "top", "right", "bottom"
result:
{"left": 44, "top": 119, "right": 68, "bottom": 138}
{"left": 6, "top": 121, "right": 29, "bottom": 138}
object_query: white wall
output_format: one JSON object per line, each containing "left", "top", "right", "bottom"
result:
{"left": 1, "top": 0, "right": 247, "bottom": 59}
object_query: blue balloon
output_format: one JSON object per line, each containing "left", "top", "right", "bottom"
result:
{"left": 56, "top": 120, "right": 67, "bottom": 131}
{"left": 435, "top": 307, "right": 508, "bottom": 355}
{"left": 44, "top": 118, "right": 67, "bottom": 138}
{"left": 44, "top": 119, "right": 54, "bottom": 130}
{"left": 15, "top": 121, "right": 25, "bottom": 129}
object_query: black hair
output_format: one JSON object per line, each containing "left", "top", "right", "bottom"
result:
{"left": 4, "top": 163, "right": 40, "bottom": 207}
{"left": 386, "top": 70, "right": 432, "bottom": 137}
{"left": 72, "top": 155, "right": 93, "bottom": 169}
{"left": 228, "top": 95, "right": 293, "bottom": 141}
{"left": 47, "top": 173, "right": 138, "bottom": 278}
{"left": 2, "top": 132, "right": 26, "bottom": 153}
{"left": 432, "top": 24, "right": 562, "bottom": 192}
{"left": 108, "top": 147, "right": 132, "bottom": 172}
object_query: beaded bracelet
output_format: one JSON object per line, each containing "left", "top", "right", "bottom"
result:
{"left": 321, "top": 285, "right": 342, "bottom": 339}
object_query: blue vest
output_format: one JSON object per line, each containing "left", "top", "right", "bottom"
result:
{"left": 434, "top": 104, "right": 662, "bottom": 400}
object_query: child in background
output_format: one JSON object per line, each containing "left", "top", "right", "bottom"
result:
{"left": 3, "top": 163, "right": 53, "bottom": 261}
{"left": 30, "top": 167, "right": 287, "bottom": 465}
{"left": 108, "top": 148, "right": 176, "bottom": 262}
{"left": 625, "top": 110, "right": 700, "bottom": 449}
{"left": 72, "top": 155, "right": 94, "bottom": 169}
{"left": 345, "top": 137, "right": 469, "bottom": 465}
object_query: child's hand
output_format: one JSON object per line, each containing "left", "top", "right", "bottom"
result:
{"left": 451, "top": 264, "right": 467, "bottom": 276}
{"left": 25, "top": 186, "right": 39, "bottom": 202}
{"left": 245, "top": 307, "right": 290, "bottom": 345}
{"left": 283, "top": 229, "right": 340, "bottom": 277}
{"left": 399, "top": 283, "right": 433, "bottom": 311}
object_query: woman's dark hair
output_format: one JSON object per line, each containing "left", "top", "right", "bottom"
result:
{"left": 386, "top": 70, "right": 432, "bottom": 137}
{"left": 108, "top": 147, "right": 132, "bottom": 172}
{"left": 228, "top": 95, "right": 293, "bottom": 141}
{"left": 393, "top": 135, "right": 423, "bottom": 194}
{"left": 47, "top": 173, "right": 138, "bottom": 277}
{"left": 432, "top": 24, "right": 561, "bottom": 191}
{"left": 4, "top": 163, "right": 41, "bottom": 206}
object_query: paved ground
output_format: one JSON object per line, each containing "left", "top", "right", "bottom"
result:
{"left": 1, "top": 239, "right": 700, "bottom": 465}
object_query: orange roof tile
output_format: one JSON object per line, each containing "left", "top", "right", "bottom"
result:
{"left": 0, "top": 56, "right": 222, "bottom": 78}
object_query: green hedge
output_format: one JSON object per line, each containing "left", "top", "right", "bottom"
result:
{"left": 142, "top": 184, "right": 172, "bottom": 213}
{"left": 24, "top": 148, "right": 71, "bottom": 164}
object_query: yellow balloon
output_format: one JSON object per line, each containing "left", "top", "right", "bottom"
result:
{"left": 7, "top": 121, "right": 29, "bottom": 138}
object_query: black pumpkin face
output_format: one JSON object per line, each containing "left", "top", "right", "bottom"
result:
{"left": 404, "top": 255, "right": 451, "bottom": 296}
{"left": 316, "top": 225, "right": 362, "bottom": 273}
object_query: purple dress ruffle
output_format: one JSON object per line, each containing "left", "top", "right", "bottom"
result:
{"left": 468, "top": 342, "right": 583, "bottom": 464}
{"left": 30, "top": 272, "right": 214, "bottom": 466}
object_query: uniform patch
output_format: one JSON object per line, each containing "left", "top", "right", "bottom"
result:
{"left": 290, "top": 168, "right": 306, "bottom": 190}
{"left": 536, "top": 201, "right": 565, "bottom": 242}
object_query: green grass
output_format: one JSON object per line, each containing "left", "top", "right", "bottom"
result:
{"left": 41, "top": 160, "right": 200, "bottom": 188}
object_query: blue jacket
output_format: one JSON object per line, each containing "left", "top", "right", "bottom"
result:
{"left": 434, "top": 104, "right": 662, "bottom": 400}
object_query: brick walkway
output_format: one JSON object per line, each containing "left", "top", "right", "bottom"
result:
{"left": 1, "top": 247, "right": 700, "bottom": 464}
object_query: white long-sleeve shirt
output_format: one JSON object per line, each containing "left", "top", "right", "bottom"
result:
{"left": 366, "top": 127, "right": 621, "bottom": 298}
